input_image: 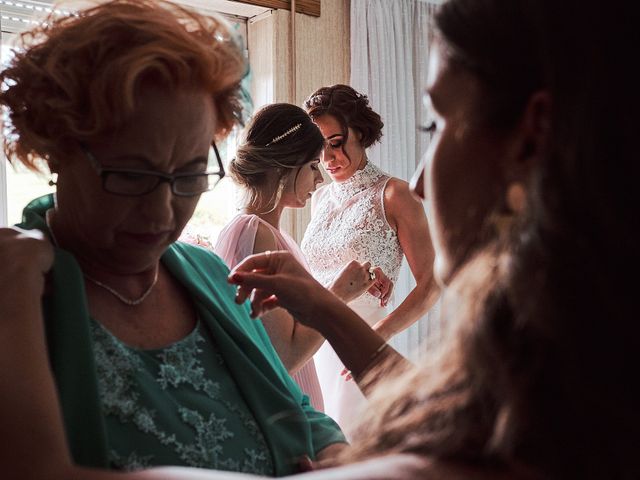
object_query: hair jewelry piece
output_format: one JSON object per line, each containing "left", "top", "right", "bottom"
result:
{"left": 265, "top": 123, "right": 302, "bottom": 146}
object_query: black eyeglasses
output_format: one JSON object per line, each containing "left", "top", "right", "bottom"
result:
{"left": 82, "top": 142, "right": 226, "bottom": 197}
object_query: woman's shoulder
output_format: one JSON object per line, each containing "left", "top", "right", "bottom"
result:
{"left": 301, "top": 454, "right": 430, "bottom": 479}
{"left": 171, "top": 240, "right": 224, "bottom": 267}
{"left": 214, "top": 214, "right": 261, "bottom": 249}
{"left": 220, "top": 213, "right": 261, "bottom": 232}
{"left": 381, "top": 176, "right": 409, "bottom": 196}
{"left": 382, "top": 177, "right": 421, "bottom": 215}
{"left": 302, "top": 455, "right": 526, "bottom": 480}
{"left": 253, "top": 221, "right": 280, "bottom": 254}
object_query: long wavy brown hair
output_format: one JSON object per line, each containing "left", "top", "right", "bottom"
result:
{"left": 0, "top": 0, "right": 246, "bottom": 172}
{"left": 341, "top": 1, "right": 640, "bottom": 478}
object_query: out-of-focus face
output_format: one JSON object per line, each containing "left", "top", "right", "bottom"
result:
{"left": 410, "top": 45, "right": 511, "bottom": 285}
{"left": 54, "top": 86, "right": 217, "bottom": 275}
{"left": 281, "top": 158, "right": 324, "bottom": 208}
{"left": 312, "top": 114, "right": 367, "bottom": 183}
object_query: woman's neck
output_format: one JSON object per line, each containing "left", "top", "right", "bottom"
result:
{"left": 242, "top": 203, "right": 284, "bottom": 230}
{"left": 46, "top": 208, "right": 161, "bottom": 298}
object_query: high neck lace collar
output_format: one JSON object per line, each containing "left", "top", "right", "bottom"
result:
{"left": 331, "top": 161, "right": 384, "bottom": 201}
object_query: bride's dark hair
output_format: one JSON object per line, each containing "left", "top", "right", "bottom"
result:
{"left": 341, "top": 0, "right": 640, "bottom": 478}
{"left": 304, "top": 84, "right": 383, "bottom": 166}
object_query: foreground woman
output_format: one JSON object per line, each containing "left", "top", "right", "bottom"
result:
{"left": 0, "top": 1, "right": 343, "bottom": 477}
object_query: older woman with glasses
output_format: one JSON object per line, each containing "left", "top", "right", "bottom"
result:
{"left": 0, "top": 1, "right": 344, "bottom": 477}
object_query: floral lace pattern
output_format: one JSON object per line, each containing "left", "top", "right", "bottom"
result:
{"left": 91, "top": 320, "right": 273, "bottom": 474}
{"left": 301, "top": 162, "right": 404, "bottom": 308}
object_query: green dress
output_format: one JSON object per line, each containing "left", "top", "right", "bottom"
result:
{"left": 18, "top": 194, "right": 345, "bottom": 477}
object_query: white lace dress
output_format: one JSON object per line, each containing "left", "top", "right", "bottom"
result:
{"left": 301, "top": 162, "right": 404, "bottom": 437}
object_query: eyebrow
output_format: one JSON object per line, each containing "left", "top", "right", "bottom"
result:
{"left": 326, "top": 133, "right": 344, "bottom": 140}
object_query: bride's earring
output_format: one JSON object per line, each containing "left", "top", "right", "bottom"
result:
{"left": 48, "top": 173, "right": 58, "bottom": 187}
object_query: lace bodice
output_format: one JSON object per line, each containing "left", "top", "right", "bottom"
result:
{"left": 91, "top": 319, "right": 273, "bottom": 474}
{"left": 301, "top": 162, "right": 404, "bottom": 307}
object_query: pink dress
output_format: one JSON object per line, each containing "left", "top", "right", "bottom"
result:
{"left": 214, "top": 214, "right": 324, "bottom": 412}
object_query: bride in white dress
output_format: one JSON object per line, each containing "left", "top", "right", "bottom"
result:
{"left": 301, "top": 85, "right": 440, "bottom": 437}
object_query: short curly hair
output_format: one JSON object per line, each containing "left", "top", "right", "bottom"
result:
{"left": 304, "top": 84, "right": 383, "bottom": 149}
{"left": 0, "top": 0, "right": 247, "bottom": 171}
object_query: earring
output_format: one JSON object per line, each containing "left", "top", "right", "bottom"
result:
{"left": 48, "top": 173, "right": 58, "bottom": 187}
{"left": 506, "top": 182, "right": 526, "bottom": 214}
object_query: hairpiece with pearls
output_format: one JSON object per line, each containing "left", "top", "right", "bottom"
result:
{"left": 265, "top": 123, "right": 302, "bottom": 146}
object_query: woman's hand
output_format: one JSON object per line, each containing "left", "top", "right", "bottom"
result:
{"left": 328, "top": 260, "right": 372, "bottom": 303}
{"left": 366, "top": 266, "right": 394, "bottom": 307}
{"left": 229, "top": 251, "right": 340, "bottom": 329}
{"left": 329, "top": 261, "right": 394, "bottom": 307}
{"left": 0, "top": 227, "right": 54, "bottom": 303}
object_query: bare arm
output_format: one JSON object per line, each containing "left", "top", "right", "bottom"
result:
{"left": 0, "top": 228, "right": 74, "bottom": 478}
{"left": 372, "top": 179, "right": 440, "bottom": 340}
{"left": 229, "top": 252, "right": 412, "bottom": 392}
{"left": 251, "top": 223, "right": 322, "bottom": 373}
{"left": 253, "top": 224, "right": 379, "bottom": 373}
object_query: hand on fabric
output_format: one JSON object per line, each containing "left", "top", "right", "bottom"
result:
{"left": 0, "top": 227, "right": 54, "bottom": 303}
{"left": 366, "top": 266, "right": 394, "bottom": 307}
{"left": 329, "top": 261, "right": 393, "bottom": 307}
{"left": 340, "top": 367, "right": 353, "bottom": 382}
{"left": 229, "top": 250, "right": 340, "bottom": 329}
{"left": 328, "top": 260, "right": 374, "bottom": 302}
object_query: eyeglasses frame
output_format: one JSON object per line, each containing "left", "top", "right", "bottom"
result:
{"left": 81, "top": 141, "right": 226, "bottom": 197}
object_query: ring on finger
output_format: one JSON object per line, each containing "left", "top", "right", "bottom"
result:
{"left": 368, "top": 266, "right": 376, "bottom": 281}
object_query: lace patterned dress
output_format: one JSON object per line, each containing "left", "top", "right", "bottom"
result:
{"left": 92, "top": 319, "right": 274, "bottom": 473}
{"left": 301, "top": 162, "right": 404, "bottom": 437}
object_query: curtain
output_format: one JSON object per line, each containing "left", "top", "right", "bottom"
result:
{"left": 350, "top": 0, "right": 442, "bottom": 360}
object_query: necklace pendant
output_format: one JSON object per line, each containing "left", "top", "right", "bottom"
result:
{"left": 84, "top": 272, "right": 159, "bottom": 306}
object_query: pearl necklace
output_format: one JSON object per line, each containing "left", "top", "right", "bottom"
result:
{"left": 45, "top": 209, "right": 159, "bottom": 306}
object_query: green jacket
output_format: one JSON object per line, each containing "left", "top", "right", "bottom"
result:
{"left": 18, "top": 194, "right": 344, "bottom": 476}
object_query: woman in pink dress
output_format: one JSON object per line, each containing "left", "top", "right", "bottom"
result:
{"left": 214, "top": 103, "right": 392, "bottom": 411}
